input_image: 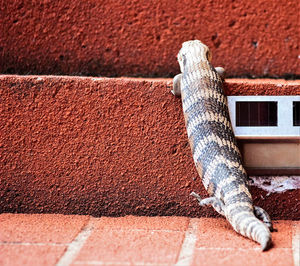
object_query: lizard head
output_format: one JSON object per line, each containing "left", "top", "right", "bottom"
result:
{"left": 177, "top": 40, "right": 212, "bottom": 72}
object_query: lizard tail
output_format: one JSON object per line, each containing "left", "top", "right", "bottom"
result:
{"left": 226, "top": 209, "right": 271, "bottom": 251}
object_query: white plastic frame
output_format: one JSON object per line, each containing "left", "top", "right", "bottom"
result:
{"left": 227, "top": 96, "right": 300, "bottom": 139}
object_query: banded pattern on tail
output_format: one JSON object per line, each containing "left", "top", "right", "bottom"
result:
{"left": 173, "top": 40, "right": 273, "bottom": 251}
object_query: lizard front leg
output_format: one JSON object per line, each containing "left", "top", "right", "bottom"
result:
{"left": 172, "top": 68, "right": 224, "bottom": 96}
{"left": 215, "top": 67, "right": 226, "bottom": 80}
{"left": 171, "top": 73, "right": 182, "bottom": 96}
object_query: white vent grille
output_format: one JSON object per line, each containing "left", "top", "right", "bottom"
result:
{"left": 228, "top": 96, "right": 300, "bottom": 139}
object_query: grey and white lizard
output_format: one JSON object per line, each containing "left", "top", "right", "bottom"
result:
{"left": 172, "top": 40, "right": 275, "bottom": 251}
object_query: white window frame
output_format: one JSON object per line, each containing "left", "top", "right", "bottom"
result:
{"left": 227, "top": 96, "right": 300, "bottom": 139}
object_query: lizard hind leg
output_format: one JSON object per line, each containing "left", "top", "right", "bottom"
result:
{"left": 254, "top": 206, "right": 277, "bottom": 232}
{"left": 190, "top": 192, "right": 225, "bottom": 216}
{"left": 171, "top": 73, "right": 182, "bottom": 96}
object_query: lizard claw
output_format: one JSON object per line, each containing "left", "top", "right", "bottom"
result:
{"left": 190, "top": 191, "right": 202, "bottom": 202}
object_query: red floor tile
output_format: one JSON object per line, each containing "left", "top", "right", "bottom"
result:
{"left": 272, "top": 220, "right": 293, "bottom": 248}
{"left": 0, "top": 213, "right": 89, "bottom": 243}
{"left": 194, "top": 218, "right": 293, "bottom": 250}
{"left": 73, "top": 216, "right": 188, "bottom": 265}
{"left": 94, "top": 215, "right": 189, "bottom": 231}
{"left": 195, "top": 218, "right": 258, "bottom": 249}
{"left": 0, "top": 215, "right": 296, "bottom": 266}
{"left": 192, "top": 248, "right": 294, "bottom": 266}
{"left": 0, "top": 245, "right": 67, "bottom": 266}
{"left": 73, "top": 229, "right": 184, "bottom": 265}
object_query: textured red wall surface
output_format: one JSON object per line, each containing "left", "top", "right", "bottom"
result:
{"left": 1, "top": 0, "right": 299, "bottom": 78}
{"left": 1, "top": 75, "right": 299, "bottom": 219}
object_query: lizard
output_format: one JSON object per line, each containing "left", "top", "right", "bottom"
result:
{"left": 172, "top": 40, "right": 275, "bottom": 251}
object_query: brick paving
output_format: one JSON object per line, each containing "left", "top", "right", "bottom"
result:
{"left": 0, "top": 214, "right": 299, "bottom": 266}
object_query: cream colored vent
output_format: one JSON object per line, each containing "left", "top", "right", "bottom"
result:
{"left": 228, "top": 96, "right": 300, "bottom": 175}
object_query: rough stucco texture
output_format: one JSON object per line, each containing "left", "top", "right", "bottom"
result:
{"left": 0, "top": 75, "right": 299, "bottom": 219}
{"left": 1, "top": 0, "right": 299, "bottom": 78}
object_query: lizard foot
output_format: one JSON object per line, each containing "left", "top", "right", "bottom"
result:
{"left": 254, "top": 206, "right": 277, "bottom": 232}
{"left": 172, "top": 73, "right": 182, "bottom": 96}
{"left": 215, "top": 67, "right": 226, "bottom": 80}
{"left": 190, "top": 192, "right": 225, "bottom": 216}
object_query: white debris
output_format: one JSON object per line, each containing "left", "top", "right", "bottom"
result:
{"left": 249, "top": 176, "right": 300, "bottom": 196}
